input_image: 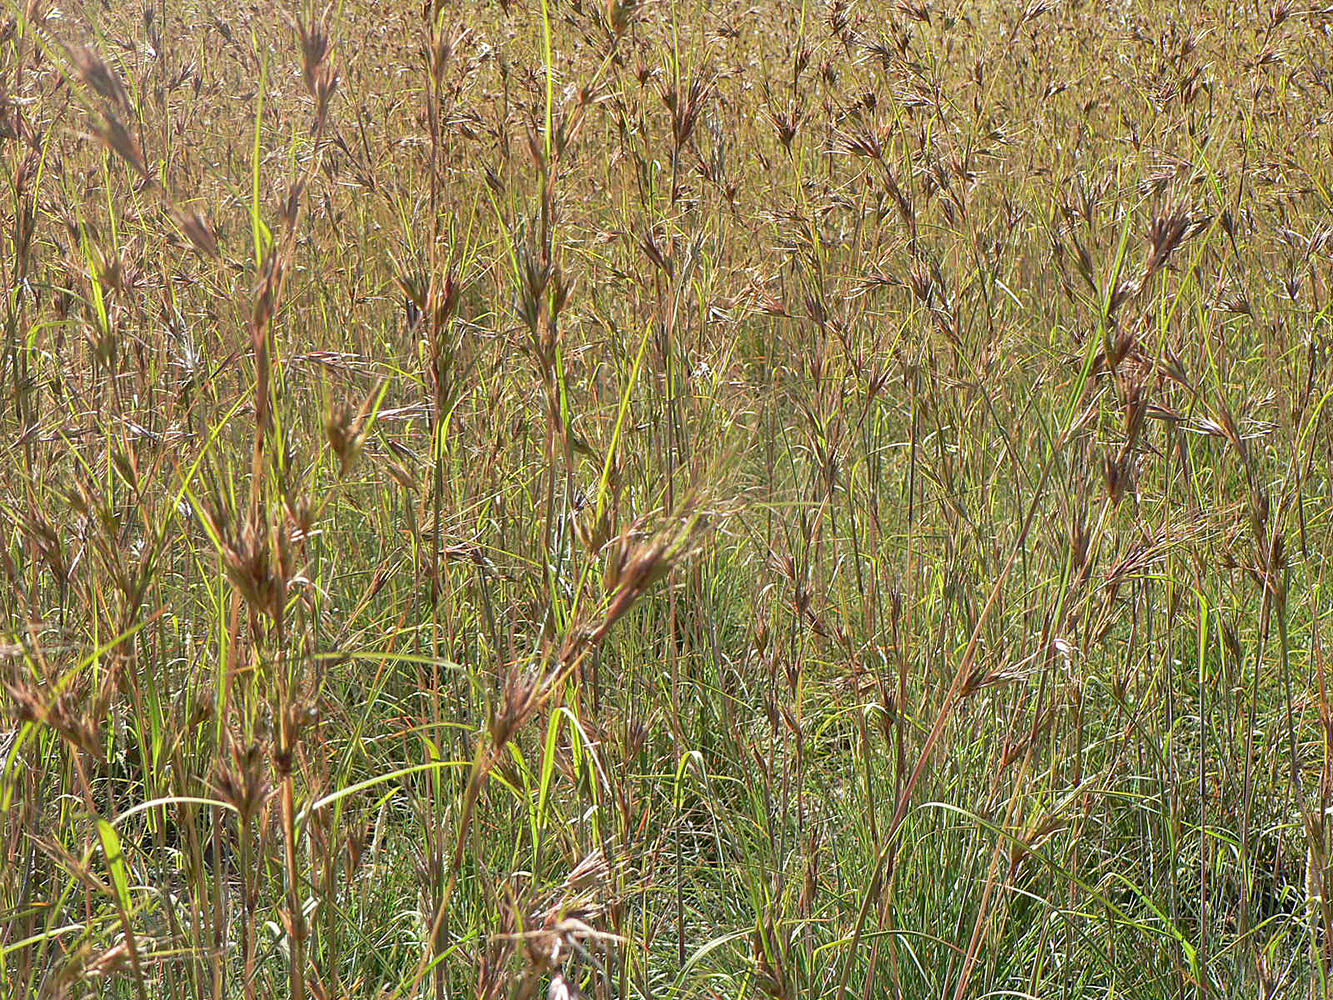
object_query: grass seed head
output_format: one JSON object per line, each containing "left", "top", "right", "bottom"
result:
{"left": 215, "top": 739, "right": 272, "bottom": 825}
{"left": 71, "top": 46, "right": 131, "bottom": 110}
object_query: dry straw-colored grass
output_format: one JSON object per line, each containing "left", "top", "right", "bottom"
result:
{"left": 2, "top": 0, "right": 1332, "bottom": 996}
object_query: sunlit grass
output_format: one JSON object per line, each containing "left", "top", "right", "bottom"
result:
{"left": 2, "top": 0, "right": 1331, "bottom": 997}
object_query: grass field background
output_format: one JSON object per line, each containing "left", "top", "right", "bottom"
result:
{"left": 2, "top": 0, "right": 1333, "bottom": 996}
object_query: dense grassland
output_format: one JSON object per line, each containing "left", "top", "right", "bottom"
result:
{"left": 2, "top": 0, "right": 1333, "bottom": 996}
